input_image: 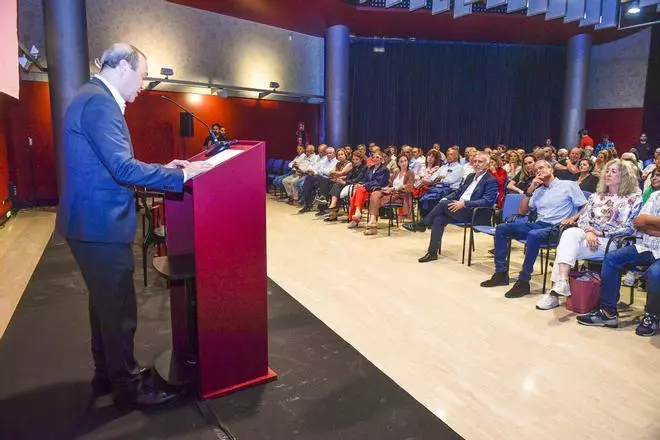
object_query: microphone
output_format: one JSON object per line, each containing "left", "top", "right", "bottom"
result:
{"left": 159, "top": 95, "right": 218, "bottom": 144}
{"left": 206, "top": 139, "right": 239, "bottom": 157}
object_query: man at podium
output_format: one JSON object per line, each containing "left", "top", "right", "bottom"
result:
{"left": 56, "top": 43, "right": 212, "bottom": 409}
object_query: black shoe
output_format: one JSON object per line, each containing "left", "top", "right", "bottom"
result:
{"left": 636, "top": 313, "right": 660, "bottom": 336}
{"left": 92, "top": 366, "right": 150, "bottom": 396}
{"left": 504, "top": 280, "right": 531, "bottom": 298}
{"left": 113, "top": 380, "right": 179, "bottom": 409}
{"left": 298, "top": 207, "right": 311, "bottom": 214}
{"left": 480, "top": 272, "right": 510, "bottom": 288}
{"left": 418, "top": 252, "right": 438, "bottom": 263}
{"left": 403, "top": 222, "right": 427, "bottom": 233}
{"left": 315, "top": 209, "right": 327, "bottom": 216}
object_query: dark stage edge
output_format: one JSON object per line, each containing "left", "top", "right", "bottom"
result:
{"left": 0, "top": 238, "right": 462, "bottom": 440}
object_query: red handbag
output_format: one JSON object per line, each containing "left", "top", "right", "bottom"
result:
{"left": 567, "top": 269, "right": 601, "bottom": 314}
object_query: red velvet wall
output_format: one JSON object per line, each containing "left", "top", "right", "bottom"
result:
{"left": 585, "top": 108, "right": 645, "bottom": 153}
{"left": 6, "top": 81, "right": 320, "bottom": 204}
{"left": 0, "top": 93, "right": 13, "bottom": 218}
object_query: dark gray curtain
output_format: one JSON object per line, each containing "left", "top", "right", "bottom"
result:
{"left": 349, "top": 39, "right": 566, "bottom": 149}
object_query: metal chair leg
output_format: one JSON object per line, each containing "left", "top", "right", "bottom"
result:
{"left": 461, "top": 227, "right": 467, "bottom": 264}
{"left": 468, "top": 227, "right": 474, "bottom": 266}
{"left": 542, "top": 247, "right": 550, "bottom": 294}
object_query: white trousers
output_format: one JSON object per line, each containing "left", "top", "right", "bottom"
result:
{"left": 339, "top": 184, "right": 355, "bottom": 199}
{"left": 282, "top": 174, "right": 300, "bottom": 198}
{"left": 551, "top": 227, "right": 608, "bottom": 282}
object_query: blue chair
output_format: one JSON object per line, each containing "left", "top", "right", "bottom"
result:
{"left": 468, "top": 193, "right": 524, "bottom": 266}
{"left": 439, "top": 204, "right": 496, "bottom": 265}
{"left": 267, "top": 159, "right": 284, "bottom": 190}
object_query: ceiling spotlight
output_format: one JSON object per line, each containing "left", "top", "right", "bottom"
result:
{"left": 269, "top": 81, "right": 280, "bottom": 90}
{"left": 627, "top": 1, "right": 641, "bottom": 14}
{"left": 160, "top": 67, "right": 174, "bottom": 78}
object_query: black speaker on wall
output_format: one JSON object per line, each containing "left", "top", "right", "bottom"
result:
{"left": 180, "top": 112, "right": 194, "bottom": 137}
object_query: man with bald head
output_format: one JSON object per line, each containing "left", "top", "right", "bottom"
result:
{"left": 57, "top": 43, "right": 212, "bottom": 408}
{"left": 554, "top": 147, "right": 582, "bottom": 180}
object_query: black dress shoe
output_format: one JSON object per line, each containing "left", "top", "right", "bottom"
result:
{"left": 113, "top": 381, "right": 179, "bottom": 409}
{"left": 418, "top": 252, "right": 438, "bottom": 263}
{"left": 92, "top": 366, "right": 150, "bottom": 396}
{"left": 480, "top": 272, "right": 510, "bottom": 288}
{"left": 504, "top": 280, "right": 531, "bottom": 298}
{"left": 404, "top": 222, "right": 427, "bottom": 233}
{"left": 298, "top": 207, "right": 311, "bottom": 213}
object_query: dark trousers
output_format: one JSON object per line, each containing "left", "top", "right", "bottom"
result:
{"left": 68, "top": 240, "right": 141, "bottom": 389}
{"left": 599, "top": 245, "right": 660, "bottom": 313}
{"left": 422, "top": 200, "right": 471, "bottom": 254}
{"left": 493, "top": 221, "right": 552, "bottom": 281}
{"left": 302, "top": 175, "right": 321, "bottom": 208}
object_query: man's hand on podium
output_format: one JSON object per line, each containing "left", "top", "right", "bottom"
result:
{"left": 165, "top": 159, "right": 191, "bottom": 169}
{"left": 183, "top": 161, "right": 215, "bottom": 181}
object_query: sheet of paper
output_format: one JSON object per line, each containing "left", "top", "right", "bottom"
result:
{"left": 204, "top": 149, "right": 243, "bottom": 167}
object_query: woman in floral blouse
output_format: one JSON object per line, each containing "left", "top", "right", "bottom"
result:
{"left": 411, "top": 150, "right": 441, "bottom": 198}
{"left": 536, "top": 159, "right": 643, "bottom": 310}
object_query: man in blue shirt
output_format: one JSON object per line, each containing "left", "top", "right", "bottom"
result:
{"left": 480, "top": 160, "right": 587, "bottom": 298}
{"left": 594, "top": 133, "right": 615, "bottom": 155}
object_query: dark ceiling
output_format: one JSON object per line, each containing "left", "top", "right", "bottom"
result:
{"left": 168, "top": 0, "right": 637, "bottom": 45}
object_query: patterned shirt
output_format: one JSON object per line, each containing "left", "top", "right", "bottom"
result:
{"left": 636, "top": 191, "right": 660, "bottom": 258}
{"left": 577, "top": 191, "right": 642, "bottom": 237}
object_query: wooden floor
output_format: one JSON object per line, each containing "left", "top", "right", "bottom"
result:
{"left": 5, "top": 201, "right": 660, "bottom": 439}
{"left": 266, "top": 198, "right": 660, "bottom": 440}
{"left": 0, "top": 209, "right": 56, "bottom": 339}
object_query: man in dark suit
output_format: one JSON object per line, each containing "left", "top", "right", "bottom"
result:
{"left": 56, "top": 43, "right": 212, "bottom": 408}
{"left": 404, "top": 152, "right": 499, "bottom": 262}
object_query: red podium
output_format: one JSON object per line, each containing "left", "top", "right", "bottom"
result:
{"left": 157, "top": 140, "right": 276, "bottom": 399}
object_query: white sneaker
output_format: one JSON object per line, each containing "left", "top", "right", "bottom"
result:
{"left": 536, "top": 293, "right": 559, "bottom": 310}
{"left": 551, "top": 279, "right": 572, "bottom": 297}
{"left": 623, "top": 271, "right": 637, "bottom": 287}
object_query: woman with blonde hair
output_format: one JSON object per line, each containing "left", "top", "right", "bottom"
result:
{"left": 536, "top": 159, "right": 642, "bottom": 310}
{"left": 503, "top": 150, "right": 521, "bottom": 179}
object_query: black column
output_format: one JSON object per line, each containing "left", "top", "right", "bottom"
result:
{"left": 42, "top": 0, "right": 90, "bottom": 197}
{"left": 643, "top": 26, "right": 660, "bottom": 146}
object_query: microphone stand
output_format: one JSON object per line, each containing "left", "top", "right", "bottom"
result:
{"left": 160, "top": 95, "right": 219, "bottom": 158}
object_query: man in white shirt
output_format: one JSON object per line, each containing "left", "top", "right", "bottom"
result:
{"left": 273, "top": 145, "right": 305, "bottom": 194}
{"left": 282, "top": 144, "right": 317, "bottom": 203}
{"left": 404, "top": 152, "right": 499, "bottom": 262}
{"left": 299, "top": 147, "right": 338, "bottom": 213}
{"left": 418, "top": 147, "right": 465, "bottom": 217}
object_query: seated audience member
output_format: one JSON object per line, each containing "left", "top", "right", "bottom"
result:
{"left": 282, "top": 144, "right": 318, "bottom": 203}
{"left": 203, "top": 123, "right": 227, "bottom": 148}
{"left": 310, "top": 148, "right": 352, "bottom": 215}
{"left": 489, "top": 153, "right": 507, "bottom": 208}
{"left": 294, "top": 144, "right": 326, "bottom": 205}
{"left": 632, "top": 133, "right": 653, "bottom": 162}
{"left": 480, "top": 160, "right": 587, "bottom": 298}
{"left": 641, "top": 150, "right": 660, "bottom": 185}
{"left": 431, "top": 143, "right": 441, "bottom": 152}
{"left": 299, "top": 147, "right": 338, "bottom": 213}
{"left": 516, "top": 148, "right": 526, "bottom": 158}
{"left": 583, "top": 145, "right": 595, "bottom": 161}
{"left": 356, "top": 144, "right": 367, "bottom": 156}
{"left": 507, "top": 154, "right": 536, "bottom": 195}
{"left": 347, "top": 151, "right": 390, "bottom": 228}
{"left": 579, "top": 128, "right": 594, "bottom": 149}
{"left": 575, "top": 158, "right": 599, "bottom": 193}
{"left": 623, "top": 150, "right": 643, "bottom": 172}
{"left": 557, "top": 148, "right": 569, "bottom": 162}
{"left": 404, "top": 152, "right": 498, "bottom": 261}
{"left": 554, "top": 147, "right": 581, "bottom": 181}
{"left": 344, "top": 145, "right": 353, "bottom": 157}
{"left": 536, "top": 160, "right": 642, "bottom": 310}
{"left": 593, "top": 151, "right": 609, "bottom": 177}
{"left": 503, "top": 150, "right": 521, "bottom": 179}
{"left": 412, "top": 147, "right": 426, "bottom": 168}
{"left": 412, "top": 150, "right": 441, "bottom": 198}
{"left": 325, "top": 152, "right": 367, "bottom": 222}
{"left": 401, "top": 145, "right": 422, "bottom": 175}
{"left": 642, "top": 169, "right": 660, "bottom": 204}
{"left": 463, "top": 150, "right": 477, "bottom": 177}
{"left": 594, "top": 133, "right": 615, "bottom": 155}
{"left": 274, "top": 145, "right": 305, "bottom": 193}
{"left": 576, "top": 190, "right": 660, "bottom": 335}
{"left": 385, "top": 145, "right": 399, "bottom": 172}
{"left": 366, "top": 145, "right": 382, "bottom": 167}
{"left": 621, "top": 152, "right": 642, "bottom": 180}
{"left": 417, "top": 147, "right": 465, "bottom": 217}
{"left": 534, "top": 148, "right": 547, "bottom": 161}
{"left": 363, "top": 155, "right": 415, "bottom": 236}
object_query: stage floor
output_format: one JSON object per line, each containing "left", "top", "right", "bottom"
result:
{"left": 265, "top": 197, "right": 660, "bottom": 440}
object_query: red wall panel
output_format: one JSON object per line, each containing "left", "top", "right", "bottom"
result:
{"left": 6, "top": 81, "right": 320, "bottom": 204}
{"left": 0, "top": 93, "right": 13, "bottom": 218}
{"left": 585, "top": 108, "right": 645, "bottom": 153}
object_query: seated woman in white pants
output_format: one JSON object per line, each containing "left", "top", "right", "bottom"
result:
{"left": 536, "top": 159, "right": 643, "bottom": 310}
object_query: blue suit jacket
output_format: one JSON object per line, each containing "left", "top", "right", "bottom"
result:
{"left": 446, "top": 172, "right": 499, "bottom": 209}
{"left": 56, "top": 78, "right": 184, "bottom": 243}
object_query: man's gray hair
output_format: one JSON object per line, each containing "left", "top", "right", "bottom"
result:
{"left": 100, "top": 43, "right": 146, "bottom": 71}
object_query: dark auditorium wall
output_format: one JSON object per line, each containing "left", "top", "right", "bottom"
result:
{"left": 585, "top": 28, "right": 651, "bottom": 151}
{"left": 5, "top": 80, "right": 320, "bottom": 205}
{"left": 349, "top": 39, "right": 566, "bottom": 149}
